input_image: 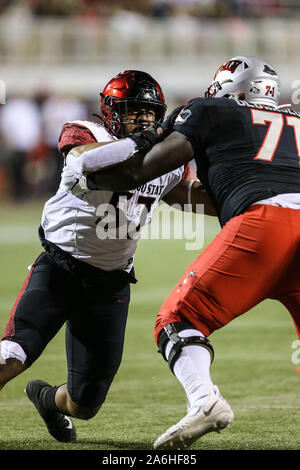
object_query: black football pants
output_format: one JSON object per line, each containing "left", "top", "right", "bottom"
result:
{"left": 2, "top": 251, "right": 131, "bottom": 407}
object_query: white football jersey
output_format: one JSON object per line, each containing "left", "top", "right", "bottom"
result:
{"left": 41, "top": 120, "right": 185, "bottom": 272}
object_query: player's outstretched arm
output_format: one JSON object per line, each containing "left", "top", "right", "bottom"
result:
{"left": 65, "top": 127, "right": 161, "bottom": 192}
{"left": 66, "top": 139, "right": 137, "bottom": 175}
{"left": 87, "top": 131, "right": 194, "bottom": 191}
{"left": 162, "top": 179, "right": 217, "bottom": 216}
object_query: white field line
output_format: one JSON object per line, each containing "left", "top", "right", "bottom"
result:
{"left": 88, "top": 402, "right": 300, "bottom": 410}
{"left": 0, "top": 289, "right": 293, "bottom": 331}
{"left": 0, "top": 215, "right": 219, "bottom": 246}
{"left": 0, "top": 225, "right": 39, "bottom": 244}
{"left": 0, "top": 350, "right": 290, "bottom": 363}
{"left": 0, "top": 401, "right": 297, "bottom": 411}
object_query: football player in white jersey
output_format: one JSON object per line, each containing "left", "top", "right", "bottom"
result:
{"left": 0, "top": 70, "right": 215, "bottom": 443}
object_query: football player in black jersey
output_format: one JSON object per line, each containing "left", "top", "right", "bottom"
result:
{"left": 85, "top": 56, "right": 300, "bottom": 449}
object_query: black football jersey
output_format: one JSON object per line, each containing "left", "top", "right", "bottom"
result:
{"left": 173, "top": 97, "right": 300, "bottom": 226}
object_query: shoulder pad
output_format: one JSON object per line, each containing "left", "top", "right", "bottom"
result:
{"left": 58, "top": 121, "right": 114, "bottom": 156}
{"left": 68, "top": 120, "right": 115, "bottom": 143}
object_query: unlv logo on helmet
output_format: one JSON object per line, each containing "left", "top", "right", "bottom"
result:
{"left": 213, "top": 60, "right": 243, "bottom": 80}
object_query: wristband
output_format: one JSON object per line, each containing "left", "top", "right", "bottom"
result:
{"left": 129, "top": 127, "right": 160, "bottom": 154}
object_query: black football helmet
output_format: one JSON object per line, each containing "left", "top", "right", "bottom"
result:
{"left": 99, "top": 70, "right": 167, "bottom": 137}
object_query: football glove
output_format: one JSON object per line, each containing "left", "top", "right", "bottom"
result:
{"left": 128, "top": 127, "right": 161, "bottom": 154}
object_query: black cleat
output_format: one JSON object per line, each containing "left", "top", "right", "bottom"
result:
{"left": 25, "top": 379, "right": 77, "bottom": 443}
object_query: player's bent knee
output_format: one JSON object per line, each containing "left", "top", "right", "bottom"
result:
{"left": 65, "top": 385, "right": 103, "bottom": 420}
{"left": 68, "top": 375, "right": 114, "bottom": 415}
{"left": 68, "top": 400, "right": 102, "bottom": 420}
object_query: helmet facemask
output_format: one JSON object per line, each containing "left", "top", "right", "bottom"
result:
{"left": 109, "top": 100, "right": 166, "bottom": 137}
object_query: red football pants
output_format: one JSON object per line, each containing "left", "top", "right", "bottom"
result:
{"left": 154, "top": 204, "right": 300, "bottom": 345}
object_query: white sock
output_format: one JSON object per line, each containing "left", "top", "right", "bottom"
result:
{"left": 165, "top": 329, "right": 213, "bottom": 411}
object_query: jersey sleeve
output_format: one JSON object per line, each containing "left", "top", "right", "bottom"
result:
{"left": 66, "top": 137, "right": 138, "bottom": 186}
{"left": 58, "top": 123, "right": 97, "bottom": 156}
{"left": 173, "top": 98, "right": 209, "bottom": 155}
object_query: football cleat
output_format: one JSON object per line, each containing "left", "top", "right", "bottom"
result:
{"left": 153, "top": 385, "right": 233, "bottom": 450}
{"left": 25, "top": 379, "right": 76, "bottom": 443}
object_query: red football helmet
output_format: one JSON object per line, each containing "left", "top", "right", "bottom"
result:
{"left": 99, "top": 70, "right": 167, "bottom": 137}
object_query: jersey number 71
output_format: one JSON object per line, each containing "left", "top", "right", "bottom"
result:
{"left": 250, "top": 108, "right": 300, "bottom": 163}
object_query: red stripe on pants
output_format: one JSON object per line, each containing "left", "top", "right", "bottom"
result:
{"left": 2, "top": 256, "right": 40, "bottom": 341}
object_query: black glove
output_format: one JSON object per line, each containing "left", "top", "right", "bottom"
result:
{"left": 128, "top": 127, "right": 161, "bottom": 154}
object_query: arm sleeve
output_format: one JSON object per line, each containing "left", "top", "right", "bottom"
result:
{"left": 58, "top": 123, "right": 98, "bottom": 156}
{"left": 66, "top": 138, "right": 138, "bottom": 176}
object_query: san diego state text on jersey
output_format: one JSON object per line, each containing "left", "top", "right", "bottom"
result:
{"left": 174, "top": 97, "right": 300, "bottom": 226}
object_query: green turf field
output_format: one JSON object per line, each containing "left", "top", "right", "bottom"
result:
{"left": 0, "top": 201, "right": 300, "bottom": 451}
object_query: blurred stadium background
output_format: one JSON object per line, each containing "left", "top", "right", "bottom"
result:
{"left": 1, "top": 0, "right": 300, "bottom": 200}
{"left": 1, "top": 0, "right": 300, "bottom": 451}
